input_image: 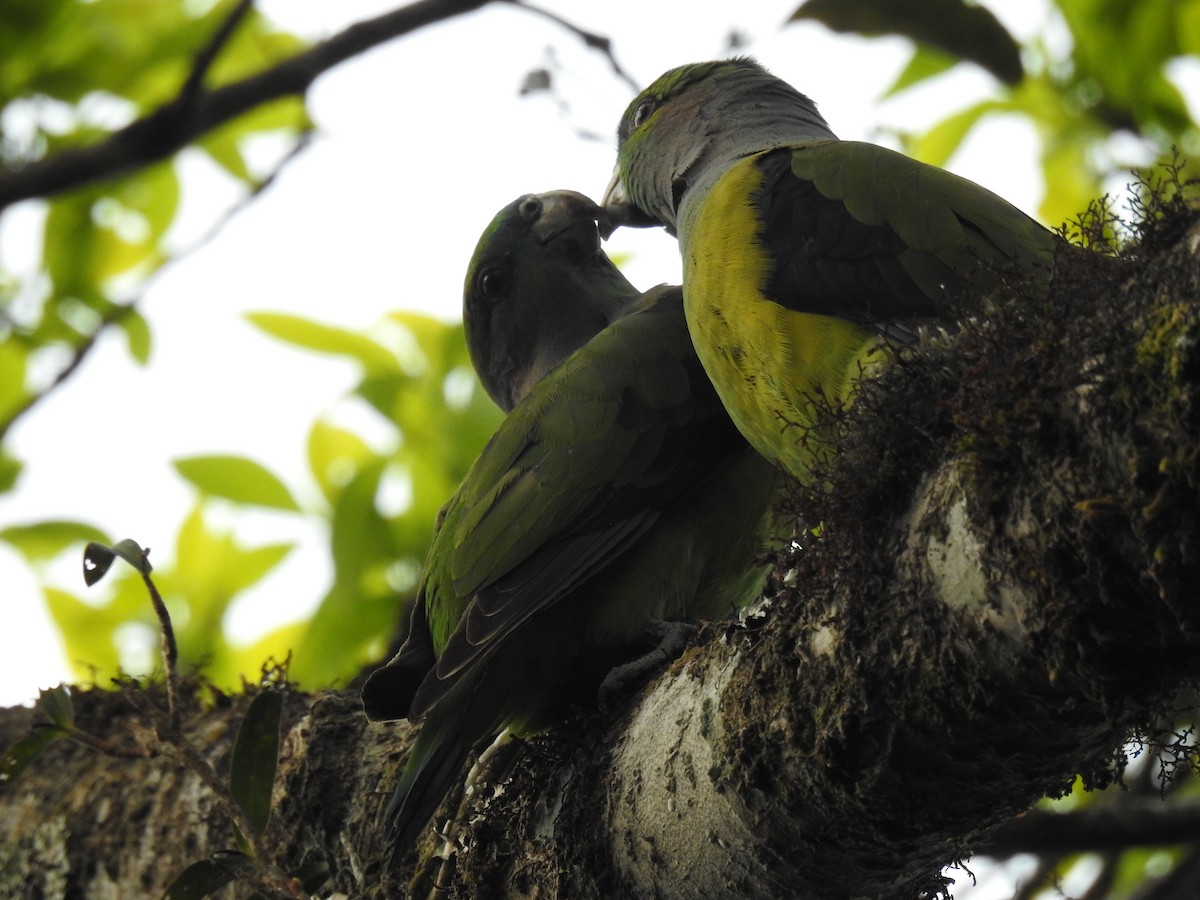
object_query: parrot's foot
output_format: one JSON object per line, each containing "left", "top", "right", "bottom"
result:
{"left": 598, "top": 621, "right": 697, "bottom": 711}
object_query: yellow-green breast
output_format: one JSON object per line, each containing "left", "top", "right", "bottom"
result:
{"left": 681, "top": 152, "right": 887, "bottom": 479}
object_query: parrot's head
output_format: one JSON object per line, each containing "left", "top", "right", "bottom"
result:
{"left": 602, "top": 57, "right": 836, "bottom": 236}
{"left": 464, "top": 191, "right": 640, "bottom": 412}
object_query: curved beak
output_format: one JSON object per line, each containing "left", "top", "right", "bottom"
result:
{"left": 525, "top": 190, "right": 606, "bottom": 265}
{"left": 600, "top": 166, "right": 658, "bottom": 237}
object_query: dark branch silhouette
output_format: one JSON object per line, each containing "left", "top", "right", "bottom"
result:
{"left": 984, "top": 800, "right": 1200, "bottom": 856}
{"left": 0, "top": 0, "right": 645, "bottom": 213}
{"left": 0, "top": 132, "right": 313, "bottom": 443}
{"left": 0, "top": 0, "right": 491, "bottom": 212}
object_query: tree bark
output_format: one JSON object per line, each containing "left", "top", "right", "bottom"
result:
{"left": 2, "top": 205, "right": 1198, "bottom": 899}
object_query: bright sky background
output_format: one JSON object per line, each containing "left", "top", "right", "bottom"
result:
{"left": 4, "top": 2, "right": 1189, "bottom": 892}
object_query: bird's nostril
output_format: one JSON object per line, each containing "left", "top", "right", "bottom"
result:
{"left": 519, "top": 196, "right": 542, "bottom": 220}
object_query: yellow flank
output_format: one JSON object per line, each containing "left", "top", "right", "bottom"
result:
{"left": 682, "top": 153, "right": 884, "bottom": 480}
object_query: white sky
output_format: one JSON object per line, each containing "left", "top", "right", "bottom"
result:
{"left": 6, "top": 2, "right": 1188, "bottom": 893}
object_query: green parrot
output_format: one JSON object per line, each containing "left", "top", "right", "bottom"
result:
{"left": 461, "top": 191, "right": 638, "bottom": 412}
{"left": 362, "top": 190, "right": 781, "bottom": 855}
{"left": 602, "top": 58, "right": 1063, "bottom": 480}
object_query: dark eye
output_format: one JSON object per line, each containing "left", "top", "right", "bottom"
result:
{"left": 478, "top": 267, "right": 511, "bottom": 300}
{"left": 631, "top": 98, "right": 657, "bottom": 128}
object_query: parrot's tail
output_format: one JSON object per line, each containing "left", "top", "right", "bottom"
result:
{"left": 385, "top": 721, "right": 476, "bottom": 858}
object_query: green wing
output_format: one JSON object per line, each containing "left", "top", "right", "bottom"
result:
{"left": 756, "top": 141, "right": 1060, "bottom": 330}
{"left": 410, "top": 289, "right": 749, "bottom": 717}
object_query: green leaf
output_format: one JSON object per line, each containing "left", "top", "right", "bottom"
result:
{"left": 0, "top": 450, "right": 22, "bottom": 494}
{"left": 197, "top": 129, "right": 252, "bottom": 184}
{"left": 307, "top": 419, "right": 378, "bottom": 504}
{"left": 0, "top": 688, "right": 76, "bottom": 787}
{"left": 0, "top": 340, "right": 29, "bottom": 424}
{"left": 790, "top": 0, "right": 1023, "bottom": 84}
{"left": 44, "top": 587, "right": 124, "bottom": 680}
{"left": 1039, "top": 138, "right": 1102, "bottom": 231}
{"left": 245, "top": 312, "right": 398, "bottom": 373}
{"left": 39, "top": 685, "right": 74, "bottom": 728}
{"left": 910, "top": 99, "right": 1007, "bottom": 169}
{"left": 291, "top": 859, "right": 331, "bottom": 894}
{"left": 0, "top": 520, "right": 109, "bottom": 562}
{"left": 0, "top": 724, "right": 68, "bottom": 789}
{"left": 112, "top": 537, "right": 152, "bottom": 571}
{"left": 119, "top": 162, "right": 180, "bottom": 247}
{"left": 1179, "top": 2, "right": 1200, "bottom": 56}
{"left": 119, "top": 309, "right": 152, "bottom": 365}
{"left": 86, "top": 166, "right": 178, "bottom": 284}
{"left": 230, "top": 689, "right": 283, "bottom": 841}
{"left": 386, "top": 311, "right": 452, "bottom": 375}
{"left": 197, "top": 96, "right": 311, "bottom": 186}
{"left": 173, "top": 455, "right": 300, "bottom": 512}
{"left": 230, "top": 621, "right": 307, "bottom": 683}
{"left": 290, "top": 459, "right": 398, "bottom": 687}
{"left": 43, "top": 191, "right": 103, "bottom": 302}
{"left": 883, "top": 45, "right": 959, "bottom": 98}
{"left": 83, "top": 538, "right": 151, "bottom": 586}
{"left": 207, "top": 9, "right": 308, "bottom": 88}
{"left": 163, "top": 852, "right": 255, "bottom": 900}
{"left": 162, "top": 506, "right": 295, "bottom": 686}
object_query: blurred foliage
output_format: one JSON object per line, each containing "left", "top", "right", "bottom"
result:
{"left": 0, "top": 0, "right": 311, "bottom": 689}
{"left": 243, "top": 309, "right": 503, "bottom": 687}
{"left": 791, "top": 0, "right": 1023, "bottom": 85}
{"left": 795, "top": 0, "right": 1200, "bottom": 228}
{"left": 0, "top": 0, "right": 309, "bottom": 450}
{"left": 29, "top": 310, "right": 500, "bottom": 691}
{"left": 0, "top": 0, "right": 505, "bottom": 696}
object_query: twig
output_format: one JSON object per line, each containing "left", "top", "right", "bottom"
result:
{"left": 982, "top": 799, "right": 1200, "bottom": 857}
{"left": 1011, "top": 856, "right": 1063, "bottom": 900}
{"left": 0, "top": 0, "right": 490, "bottom": 211}
{"left": 0, "top": 130, "right": 313, "bottom": 443}
{"left": 428, "top": 729, "right": 515, "bottom": 899}
{"left": 158, "top": 740, "right": 263, "bottom": 857}
{"left": 156, "top": 739, "right": 286, "bottom": 884}
{"left": 63, "top": 725, "right": 155, "bottom": 760}
{"left": 0, "top": 302, "right": 134, "bottom": 444}
{"left": 506, "top": 0, "right": 639, "bottom": 92}
{"left": 180, "top": 0, "right": 256, "bottom": 105}
{"left": 139, "top": 564, "right": 181, "bottom": 730}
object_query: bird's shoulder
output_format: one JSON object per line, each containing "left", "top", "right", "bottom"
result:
{"left": 690, "top": 142, "right": 1059, "bottom": 327}
{"left": 421, "top": 287, "right": 744, "bottom": 641}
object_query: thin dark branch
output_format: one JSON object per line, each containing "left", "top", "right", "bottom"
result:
{"left": 0, "top": 0, "right": 634, "bottom": 439}
{"left": 506, "top": 0, "right": 639, "bottom": 92}
{"left": 141, "top": 566, "right": 180, "bottom": 731}
{"left": 0, "top": 131, "right": 313, "bottom": 444}
{"left": 982, "top": 800, "right": 1200, "bottom": 857}
{"left": 157, "top": 740, "right": 275, "bottom": 877}
{"left": 64, "top": 725, "right": 155, "bottom": 760}
{"left": 1012, "top": 856, "right": 1063, "bottom": 900}
{"left": 0, "top": 0, "right": 491, "bottom": 211}
{"left": 0, "top": 301, "right": 134, "bottom": 445}
{"left": 181, "top": 0, "right": 256, "bottom": 104}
